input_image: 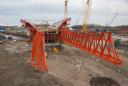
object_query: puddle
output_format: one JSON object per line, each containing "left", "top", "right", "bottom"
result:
{"left": 5, "top": 43, "right": 31, "bottom": 54}
{"left": 5, "top": 46, "right": 20, "bottom": 54}
{"left": 90, "top": 77, "right": 120, "bottom": 86}
{"left": 5, "top": 35, "right": 25, "bottom": 40}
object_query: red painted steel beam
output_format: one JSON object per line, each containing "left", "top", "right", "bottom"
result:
{"left": 60, "top": 28, "right": 122, "bottom": 65}
{"left": 20, "top": 19, "right": 37, "bottom": 41}
{"left": 31, "top": 31, "right": 48, "bottom": 72}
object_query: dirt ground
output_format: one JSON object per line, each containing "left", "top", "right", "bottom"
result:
{"left": 0, "top": 40, "right": 128, "bottom": 86}
{"left": 0, "top": 41, "right": 73, "bottom": 86}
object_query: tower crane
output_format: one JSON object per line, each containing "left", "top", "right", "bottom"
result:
{"left": 82, "top": 0, "right": 92, "bottom": 32}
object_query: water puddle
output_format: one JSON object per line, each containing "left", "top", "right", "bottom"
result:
{"left": 90, "top": 77, "right": 120, "bottom": 86}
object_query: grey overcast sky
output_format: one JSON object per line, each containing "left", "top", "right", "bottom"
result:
{"left": 0, "top": 0, "right": 128, "bottom": 26}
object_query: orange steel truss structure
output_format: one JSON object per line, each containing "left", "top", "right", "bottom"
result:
{"left": 21, "top": 19, "right": 122, "bottom": 72}
{"left": 31, "top": 31, "right": 48, "bottom": 72}
{"left": 60, "top": 29, "right": 122, "bottom": 65}
{"left": 20, "top": 0, "right": 122, "bottom": 72}
{"left": 21, "top": 19, "right": 37, "bottom": 42}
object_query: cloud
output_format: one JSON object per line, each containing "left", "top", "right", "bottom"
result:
{"left": 0, "top": 0, "right": 128, "bottom": 26}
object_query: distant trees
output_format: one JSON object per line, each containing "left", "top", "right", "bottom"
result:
{"left": 71, "top": 24, "right": 128, "bottom": 33}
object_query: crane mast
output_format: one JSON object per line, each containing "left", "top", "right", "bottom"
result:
{"left": 64, "top": 0, "right": 68, "bottom": 19}
{"left": 82, "top": 0, "right": 92, "bottom": 32}
{"left": 109, "top": 13, "right": 118, "bottom": 26}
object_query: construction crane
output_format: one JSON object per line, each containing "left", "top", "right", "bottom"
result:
{"left": 64, "top": 0, "right": 68, "bottom": 19}
{"left": 108, "top": 13, "right": 118, "bottom": 26}
{"left": 82, "top": 0, "right": 92, "bottom": 32}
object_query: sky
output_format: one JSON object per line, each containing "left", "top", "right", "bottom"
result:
{"left": 0, "top": 0, "right": 128, "bottom": 26}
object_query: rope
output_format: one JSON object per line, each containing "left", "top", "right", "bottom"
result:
{"left": 75, "top": 0, "right": 84, "bottom": 25}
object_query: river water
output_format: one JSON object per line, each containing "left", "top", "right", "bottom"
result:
{"left": 0, "top": 33, "right": 26, "bottom": 40}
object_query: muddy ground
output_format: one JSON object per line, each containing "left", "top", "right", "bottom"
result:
{"left": 0, "top": 41, "right": 73, "bottom": 86}
{"left": 0, "top": 40, "right": 128, "bottom": 86}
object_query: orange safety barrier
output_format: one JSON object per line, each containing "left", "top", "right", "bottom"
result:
{"left": 60, "top": 29, "right": 122, "bottom": 65}
{"left": 31, "top": 31, "right": 48, "bottom": 72}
